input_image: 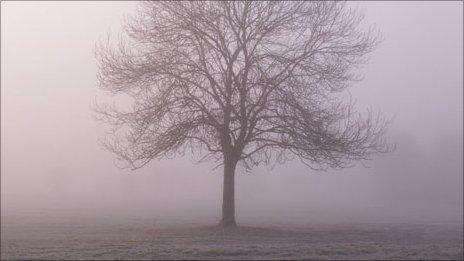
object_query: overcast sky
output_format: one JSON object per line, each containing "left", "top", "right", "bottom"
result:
{"left": 1, "top": 1, "right": 462, "bottom": 225}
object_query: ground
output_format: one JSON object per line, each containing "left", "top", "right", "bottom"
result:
{"left": 1, "top": 213, "right": 462, "bottom": 260}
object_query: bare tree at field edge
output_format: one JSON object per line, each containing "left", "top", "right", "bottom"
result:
{"left": 95, "top": 1, "right": 391, "bottom": 227}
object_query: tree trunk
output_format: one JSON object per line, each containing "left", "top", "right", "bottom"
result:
{"left": 220, "top": 157, "right": 237, "bottom": 227}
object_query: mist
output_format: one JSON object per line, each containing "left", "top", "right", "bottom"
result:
{"left": 1, "top": 2, "right": 462, "bottom": 259}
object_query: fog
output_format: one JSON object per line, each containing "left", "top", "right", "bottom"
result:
{"left": 1, "top": 1, "right": 462, "bottom": 229}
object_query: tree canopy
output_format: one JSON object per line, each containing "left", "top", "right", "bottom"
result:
{"left": 95, "top": 1, "right": 390, "bottom": 172}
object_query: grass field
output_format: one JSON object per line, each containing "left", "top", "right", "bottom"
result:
{"left": 1, "top": 212, "right": 462, "bottom": 260}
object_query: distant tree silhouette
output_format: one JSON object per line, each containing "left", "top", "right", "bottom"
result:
{"left": 95, "top": 1, "right": 390, "bottom": 227}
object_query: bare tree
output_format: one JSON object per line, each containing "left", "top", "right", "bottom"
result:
{"left": 95, "top": 1, "right": 390, "bottom": 227}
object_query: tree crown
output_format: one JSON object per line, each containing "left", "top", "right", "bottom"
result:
{"left": 95, "top": 1, "right": 390, "bottom": 171}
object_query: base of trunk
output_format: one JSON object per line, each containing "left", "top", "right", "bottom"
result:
{"left": 219, "top": 218, "right": 237, "bottom": 227}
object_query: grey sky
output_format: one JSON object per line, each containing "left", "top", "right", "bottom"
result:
{"left": 1, "top": 1, "right": 462, "bottom": 225}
